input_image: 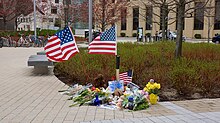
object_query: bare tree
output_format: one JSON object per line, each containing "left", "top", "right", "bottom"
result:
{"left": 57, "top": 0, "right": 88, "bottom": 27}
{"left": 93, "top": 0, "right": 129, "bottom": 32}
{"left": 0, "top": 0, "right": 44, "bottom": 30}
{"left": 71, "top": 1, "right": 89, "bottom": 27}
{"left": 131, "top": 0, "right": 210, "bottom": 58}
{"left": 130, "top": 0, "right": 177, "bottom": 40}
{"left": 175, "top": 0, "right": 209, "bottom": 58}
{"left": 204, "top": 0, "right": 216, "bottom": 43}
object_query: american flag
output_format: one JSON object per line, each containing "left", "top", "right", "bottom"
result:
{"left": 119, "top": 70, "right": 133, "bottom": 84}
{"left": 88, "top": 26, "right": 116, "bottom": 55}
{"left": 44, "top": 27, "right": 79, "bottom": 62}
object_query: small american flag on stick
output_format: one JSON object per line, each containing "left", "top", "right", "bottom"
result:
{"left": 44, "top": 27, "right": 79, "bottom": 62}
{"left": 119, "top": 69, "right": 133, "bottom": 84}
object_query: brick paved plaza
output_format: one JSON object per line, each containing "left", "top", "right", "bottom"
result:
{"left": 0, "top": 47, "right": 220, "bottom": 123}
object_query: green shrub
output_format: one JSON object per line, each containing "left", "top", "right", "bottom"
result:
{"left": 132, "top": 33, "right": 137, "bottom": 37}
{"left": 0, "top": 30, "right": 56, "bottom": 37}
{"left": 120, "top": 33, "right": 126, "bottom": 37}
{"left": 168, "top": 58, "right": 200, "bottom": 96}
{"left": 39, "top": 29, "right": 58, "bottom": 36}
{"left": 194, "top": 34, "right": 202, "bottom": 39}
{"left": 54, "top": 42, "right": 220, "bottom": 99}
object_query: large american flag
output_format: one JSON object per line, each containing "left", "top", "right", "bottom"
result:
{"left": 88, "top": 26, "right": 116, "bottom": 55}
{"left": 44, "top": 27, "right": 79, "bottom": 62}
{"left": 119, "top": 70, "right": 133, "bottom": 84}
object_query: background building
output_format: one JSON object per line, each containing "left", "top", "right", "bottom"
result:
{"left": 116, "top": 0, "right": 220, "bottom": 38}
{"left": 17, "top": 0, "right": 63, "bottom": 31}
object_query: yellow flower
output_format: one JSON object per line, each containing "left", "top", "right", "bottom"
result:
{"left": 144, "top": 82, "right": 161, "bottom": 92}
{"left": 96, "top": 88, "right": 100, "bottom": 92}
{"left": 154, "top": 83, "right": 161, "bottom": 89}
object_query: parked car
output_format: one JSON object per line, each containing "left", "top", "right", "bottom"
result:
{"left": 158, "top": 31, "right": 186, "bottom": 41}
{"left": 212, "top": 35, "right": 220, "bottom": 44}
{"left": 85, "top": 30, "right": 101, "bottom": 41}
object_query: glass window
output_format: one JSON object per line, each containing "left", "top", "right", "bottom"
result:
{"left": 214, "top": 0, "right": 220, "bottom": 30}
{"left": 54, "top": 18, "right": 61, "bottom": 27}
{"left": 121, "top": 8, "right": 127, "bottom": 30}
{"left": 27, "top": 25, "right": 30, "bottom": 30}
{"left": 43, "top": 17, "right": 47, "bottom": 22}
{"left": 49, "top": 18, "right": 53, "bottom": 22}
{"left": 194, "top": 2, "right": 204, "bottom": 30}
{"left": 51, "top": 8, "right": 57, "bottom": 14}
{"left": 133, "top": 7, "right": 139, "bottom": 30}
{"left": 64, "top": 0, "right": 71, "bottom": 5}
{"left": 146, "top": 6, "right": 152, "bottom": 30}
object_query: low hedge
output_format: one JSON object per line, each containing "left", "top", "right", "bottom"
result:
{"left": 0, "top": 29, "right": 59, "bottom": 37}
{"left": 54, "top": 42, "right": 220, "bottom": 98}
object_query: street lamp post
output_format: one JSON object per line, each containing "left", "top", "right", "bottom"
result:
{"left": 34, "top": 0, "right": 36, "bottom": 41}
{"left": 89, "top": 0, "right": 92, "bottom": 43}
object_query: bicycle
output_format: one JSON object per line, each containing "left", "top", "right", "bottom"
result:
{"left": 2, "top": 35, "right": 17, "bottom": 47}
{"left": 17, "top": 35, "right": 29, "bottom": 47}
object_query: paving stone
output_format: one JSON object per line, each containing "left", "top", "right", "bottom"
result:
{"left": 174, "top": 121, "right": 187, "bottom": 123}
{"left": 101, "top": 120, "right": 112, "bottom": 123}
{"left": 149, "top": 116, "right": 166, "bottom": 122}
{"left": 52, "top": 118, "right": 64, "bottom": 123}
{"left": 1, "top": 48, "right": 220, "bottom": 123}
{"left": 108, "top": 119, "right": 122, "bottom": 123}
{"left": 201, "top": 119, "right": 218, "bottom": 123}
{"left": 129, "top": 118, "right": 143, "bottom": 123}
{"left": 119, "top": 118, "right": 134, "bottom": 123}
{"left": 139, "top": 117, "right": 154, "bottom": 123}
{"left": 104, "top": 115, "right": 114, "bottom": 120}
{"left": 90, "top": 121, "right": 102, "bottom": 123}
{"left": 84, "top": 115, "right": 95, "bottom": 121}
{"left": 63, "top": 121, "right": 74, "bottom": 123}
{"left": 156, "top": 116, "right": 175, "bottom": 123}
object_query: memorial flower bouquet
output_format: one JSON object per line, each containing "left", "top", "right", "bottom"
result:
{"left": 144, "top": 79, "right": 161, "bottom": 104}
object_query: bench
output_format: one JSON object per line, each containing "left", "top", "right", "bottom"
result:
{"left": 37, "top": 51, "right": 46, "bottom": 55}
{"left": 28, "top": 55, "right": 53, "bottom": 74}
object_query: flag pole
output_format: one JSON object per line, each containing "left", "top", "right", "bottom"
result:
{"left": 116, "top": 55, "right": 120, "bottom": 81}
{"left": 115, "top": 25, "right": 120, "bottom": 81}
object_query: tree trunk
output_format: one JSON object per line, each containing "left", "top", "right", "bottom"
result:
{"left": 101, "top": 0, "right": 106, "bottom": 32}
{"left": 15, "top": 18, "right": 18, "bottom": 31}
{"left": 3, "top": 17, "right": 7, "bottom": 31}
{"left": 175, "top": 1, "right": 185, "bottom": 58}
{"left": 101, "top": 23, "right": 105, "bottom": 32}
{"left": 207, "top": 17, "right": 211, "bottom": 43}
{"left": 161, "top": 4, "right": 166, "bottom": 40}
{"left": 208, "top": 28, "right": 210, "bottom": 43}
